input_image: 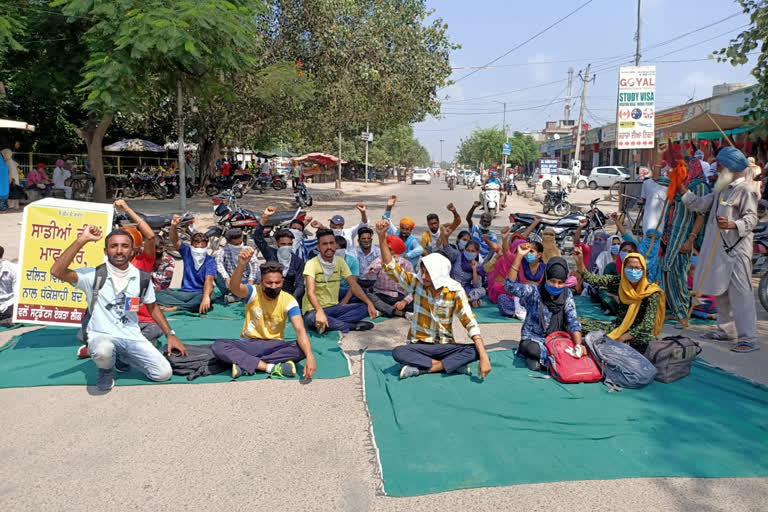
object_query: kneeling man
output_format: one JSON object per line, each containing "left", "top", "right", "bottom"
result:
{"left": 374, "top": 220, "right": 491, "bottom": 380}
{"left": 212, "top": 248, "right": 316, "bottom": 379}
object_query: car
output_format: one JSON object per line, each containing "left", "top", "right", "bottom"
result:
{"left": 531, "top": 167, "right": 572, "bottom": 189}
{"left": 411, "top": 168, "right": 431, "bottom": 184}
{"left": 578, "top": 166, "right": 631, "bottom": 189}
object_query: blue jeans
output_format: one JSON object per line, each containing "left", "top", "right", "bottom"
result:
{"left": 88, "top": 335, "right": 172, "bottom": 381}
{"left": 303, "top": 303, "right": 368, "bottom": 333}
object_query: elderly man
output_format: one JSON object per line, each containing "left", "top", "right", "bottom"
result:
{"left": 679, "top": 147, "right": 759, "bottom": 353}
{"left": 382, "top": 195, "right": 425, "bottom": 268}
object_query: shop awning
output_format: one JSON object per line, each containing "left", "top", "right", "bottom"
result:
{"left": 296, "top": 152, "right": 347, "bottom": 166}
{"left": 661, "top": 112, "right": 750, "bottom": 133}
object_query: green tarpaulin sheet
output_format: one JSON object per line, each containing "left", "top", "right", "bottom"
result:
{"left": 572, "top": 295, "right": 715, "bottom": 326}
{"left": 470, "top": 302, "right": 522, "bottom": 324}
{"left": 363, "top": 349, "right": 768, "bottom": 497}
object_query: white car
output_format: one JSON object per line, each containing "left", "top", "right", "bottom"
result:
{"left": 577, "top": 166, "right": 631, "bottom": 189}
{"left": 535, "top": 168, "right": 572, "bottom": 190}
{"left": 411, "top": 168, "right": 431, "bottom": 184}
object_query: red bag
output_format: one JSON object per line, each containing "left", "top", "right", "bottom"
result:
{"left": 545, "top": 331, "right": 602, "bottom": 384}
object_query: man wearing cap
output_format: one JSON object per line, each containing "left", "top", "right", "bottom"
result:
{"left": 679, "top": 146, "right": 760, "bottom": 353}
{"left": 215, "top": 228, "right": 260, "bottom": 301}
{"left": 374, "top": 220, "right": 491, "bottom": 380}
{"left": 382, "top": 195, "right": 424, "bottom": 268}
{"left": 465, "top": 201, "right": 498, "bottom": 260}
{"left": 361, "top": 234, "right": 414, "bottom": 318}
{"left": 329, "top": 202, "right": 369, "bottom": 250}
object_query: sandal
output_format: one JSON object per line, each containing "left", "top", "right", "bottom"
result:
{"left": 701, "top": 331, "right": 734, "bottom": 342}
{"left": 730, "top": 342, "right": 760, "bottom": 353}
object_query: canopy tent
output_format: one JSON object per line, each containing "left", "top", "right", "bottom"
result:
{"left": 0, "top": 119, "right": 35, "bottom": 131}
{"left": 296, "top": 152, "right": 347, "bottom": 166}
{"left": 661, "top": 112, "right": 750, "bottom": 134}
{"left": 163, "top": 141, "right": 198, "bottom": 152}
{"left": 252, "top": 148, "right": 297, "bottom": 159}
{"left": 104, "top": 138, "right": 166, "bottom": 152}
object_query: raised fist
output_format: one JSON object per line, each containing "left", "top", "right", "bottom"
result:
{"left": 238, "top": 247, "right": 255, "bottom": 263}
{"left": 263, "top": 206, "right": 277, "bottom": 217}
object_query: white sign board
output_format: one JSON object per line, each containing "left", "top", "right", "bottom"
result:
{"left": 616, "top": 65, "right": 656, "bottom": 149}
{"left": 360, "top": 132, "right": 374, "bottom": 142}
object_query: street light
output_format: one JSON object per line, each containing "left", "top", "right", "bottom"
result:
{"left": 493, "top": 101, "right": 508, "bottom": 177}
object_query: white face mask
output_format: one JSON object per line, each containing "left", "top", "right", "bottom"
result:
{"left": 277, "top": 245, "right": 292, "bottom": 275}
{"left": 319, "top": 256, "right": 336, "bottom": 281}
{"left": 335, "top": 249, "right": 346, "bottom": 259}
{"left": 229, "top": 243, "right": 243, "bottom": 254}
{"left": 190, "top": 247, "right": 208, "bottom": 270}
{"left": 333, "top": 229, "right": 344, "bottom": 237}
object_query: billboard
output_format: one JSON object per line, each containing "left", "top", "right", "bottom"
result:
{"left": 616, "top": 66, "right": 656, "bottom": 149}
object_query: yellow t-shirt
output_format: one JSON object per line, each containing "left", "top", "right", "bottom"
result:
{"left": 242, "top": 285, "right": 302, "bottom": 340}
{"left": 301, "top": 256, "right": 351, "bottom": 313}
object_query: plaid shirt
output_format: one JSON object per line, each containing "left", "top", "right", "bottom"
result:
{"left": 362, "top": 256, "right": 413, "bottom": 303}
{"left": 215, "top": 246, "right": 260, "bottom": 283}
{"left": 384, "top": 259, "right": 480, "bottom": 344}
{"left": 151, "top": 253, "right": 175, "bottom": 291}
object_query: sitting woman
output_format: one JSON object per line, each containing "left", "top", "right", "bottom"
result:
{"left": 494, "top": 239, "right": 545, "bottom": 319}
{"left": 504, "top": 243, "right": 583, "bottom": 371}
{"left": 574, "top": 247, "right": 665, "bottom": 353}
{"left": 485, "top": 221, "right": 540, "bottom": 304}
{"left": 610, "top": 212, "right": 663, "bottom": 283}
{"left": 438, "top": 227, "right": 486, "bottom": 306}
{"left": 594, "top": 234, "right": 622, "bottom": 275}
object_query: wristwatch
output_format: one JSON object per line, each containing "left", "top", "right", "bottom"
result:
{"left": 165, "top": 329, "right": 176, "bottom": 337}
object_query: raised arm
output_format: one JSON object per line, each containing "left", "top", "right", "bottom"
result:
{"left": 574, "top": 218, "right": 587, "bottom": 247}
{"left": 680, "top": 182, "right": 715, "bottom": 213}
{"left": 466, "top": 201, "right": 480, "bottom": 227}
{"left": 377, "top": 219, "right": 394, "bottom": 266}
{"left": 252, "top": 218, "right": 276, "bottom": 261}
{"left": 169, "top": 214, "right": 182, "bottom": 250}
{"left": 114, "top": 199, "right": 155, "bottom": 255}
{"left": 50, "top": 224, "right": 103, "bottom": 284}
{"left": 228, "top": 247, "right": 255, "bottom": 299}
{"left": 521, "top": 216, "right": 541, "bottom": 240}
{"left": 446, "top": 202, "right": 461, "bottom": 232}
{"left": 356, "top": 202, "right": 368, "bottom": 225}
{"left": 573, "top": 246, "right": 620, "bottom": 290}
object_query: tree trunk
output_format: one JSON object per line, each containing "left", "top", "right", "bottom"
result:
{"left": 75, "top": 114, "right": 112, "bottom": 202}
{"left": 197, "top": 136, "right": 219, "bottom": 188}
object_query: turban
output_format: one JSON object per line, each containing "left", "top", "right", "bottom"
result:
{"left": 123, "top": 226, "right": 143, "bottom": 249}
{"left": 694, "top": 150, "right": 704, "bottom": 160}
{"left": 399, "top": 217, "right": 415, "bottom": 229}
{"left": 716, "top": 146, "right": 748, "bottom": 172}
{"left": 386, "top": 235, "right": 406, "bottom": 255}
{"left": 56, "top": 159, "right": 64, "bottom": 167}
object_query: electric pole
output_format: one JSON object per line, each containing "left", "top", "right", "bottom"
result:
{"left": 494, "top": 100, "right": 508, "bottom": 177}
{"left": 364, "top": 122, "right": 369, "bottom": 184}
{"left": 564, "top": 67, "right": 574, "bottom": 121}
{"left": 440, "top": 139, "right": 444, "bottom": 166}
{"left": 635, "top": 0, "right": 642, "bottom": 65}
{"left": 574, "top": 64, "right": 594, "bottom": 172}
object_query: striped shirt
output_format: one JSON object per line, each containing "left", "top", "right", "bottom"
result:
{"left": 384, "top": 259, "right": 481, "bottom": 344}
{"left": 362, "top": 256, "right": 414, "bottom": 303}
{"left": 215, "top": 245, "right": 260, "bottom": 283}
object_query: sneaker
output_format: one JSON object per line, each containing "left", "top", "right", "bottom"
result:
{"left": 96, "top": 369, "right": 114, "bottom": 392}
{"left": 77, "top": 344, "right": 90, "bottom": 359}
{"left": 114, "top": 358, "right": 130, "bottom": 373}
{"left": 224, "top": 294, "right": 237, "bottom": 304}
{"left": 399, "top": 365, "right": 421, "bottom": 380}
{"left": 525, "top": 358, "right": 543, "bottom": 372}
{"left": 403, "top": 312, "right": 413, "bottom": 321}
{"left": 350, "top": 320, "right": 375, "bottom": 331}
{"left": 270, "top": 361, "right": 297, "bottom": 378}
{"left": 453, "top": 364, "right": 472, "bottom": 376}
{"left": 232, "top": 363, "right": 252, "bottom": 379}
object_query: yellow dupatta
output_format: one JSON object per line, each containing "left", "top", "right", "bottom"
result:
{"left": 608, "top": 253, "right": 666, "bottom": 340}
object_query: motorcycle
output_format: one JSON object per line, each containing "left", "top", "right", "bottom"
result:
{"left": 162, "top": 173, "right": 197, "bottom": 199}
{"left": 480, "top": 182, "right": 501, "bottom": 217}
{"left": 114, "top": 209, "right": 196, "bottom": 258}
{"left": 447, "top": 175, "right": 456, "bottom": 190}
{"left": 542, "top": 187, "right": 572, "bottom": 217}
{"left": 293, "top": 177, "right": 313, "bottom": 207}
{"left": 509, "top": 211, "right": 587, "bottom": 254}
{"left": 205, "top": 175, "right": 241, "bottom": 197}
{"left": 123, "top": 170, "right": 156, "bottom": 198}
{"left": 753, "top": 220, "right": 768, "bottom": 313}
{"left": 466, "top": 173, "right": 479, "bottom": 189}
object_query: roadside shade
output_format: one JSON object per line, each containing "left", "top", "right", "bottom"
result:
{"left": 104, "top": 138, "right": 166, "bottom": 153}
{"left": 660, "top": 112, "right": 750, "bottom": 133}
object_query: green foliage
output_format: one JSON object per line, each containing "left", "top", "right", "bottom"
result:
{"left": 0, "top": 6, "right": 25, "bottom": 58}
{"left": 714, "top": 0, "right": 768, "bottom": 131}
{"left": 456, "top": 128, "right": 540, "bottom": 168}
{"left": 507, "top": 131, "right": 540, "bottom": 166}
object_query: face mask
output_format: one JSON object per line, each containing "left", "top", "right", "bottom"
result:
{"left": 620, "top": 251, "right": 629, "bottom": 261}
{"left": 544, "top": 283, "right": 565, "bottom": 296}
{"left": 479, "top": 226, "right": 490, "bottom": 233}
{"left": 610, "top": 244, "right": 620, "bottom": 255}
{"left": 263, "top": 286, "right": 282, "bottom": 299}
{"left": 229, "top": 243, "right": 243, "bottom": 254}
{"left": 190, "top": 247, "right": 207, "bottom": 270}
{"left": 463, "top": 251, "right": 477, "bottom": 261}
{"left": 690, "top": 255, "right": 699, "bottom": 266}
{"left": 335, "top": 249, "right": 346, "bottom": 259}
{"left": 277, "top": 245, "right": 292, "bottom": 261}
{"left": 525, "top": 253, "right": 537, "bottom": 263}
{"left": 359, "top": 240, "right": 372, "bottom": 250}
{"left": 624, "top": 267, "right": 643, "bottom": 283}
{"left": 289, "top": 228, "right": 304, "bottom": 241}
{"left": 458, "top": 239, "right": 468, "bottom": 250}
{"left": 332, "top": 229, "right": 344, "bottom": 236}
{"left": 430, "top": 227, "right": 440, "bottom": 235}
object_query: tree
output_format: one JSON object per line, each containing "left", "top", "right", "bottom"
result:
{"left": 456, "top": 127, "right": 506, "bottom": 168}
{"left": 507, "top": 131, "right": 540, "bottom": 167}
{"left": 715, "top": 0, "right": 768, "bottom": 132}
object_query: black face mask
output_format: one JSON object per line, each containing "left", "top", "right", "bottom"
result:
{"left": 263, "top": 286, "right": 282, "bottom": 299}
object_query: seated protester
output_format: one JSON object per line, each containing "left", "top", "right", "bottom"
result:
{"left": 349, "top": 226, "right": 380, "bottom": 291}
{"left": 302, "top": 228, "right": 378, "bottom": 333}
{"left": 287, "top": 217, "right": 317, "bottom": 260}
{"left": 0, "top": 245, "right": 17, "bottom": 327}
{"left": 420, "top": 203, "right": 461, "bottom": 255}
{"left": 155, "top": 216, "right": 216, "bottom": 314}
{"left": 373, "top": 220, "right": 491, "bottom": 380}
{"left": 540, "top": 228, "right": 561, "bottom": 262}
{"left": 485, "top": 219, "right": 542, "bottom": 305}
{"left": 329, "top": 202, "right": 369, "bottom": 249}
{"left": 362, "top": 235, "right": 414, "bottom": 318}
{"left": 254, "top": 207, "right": 305, "bottom": 298}
{"left": 594, "top": 239, "right": 639, "bottom": 315}
{"left": 595, "top": 235, "right": 622, "bottom": 275}
{"left": 437, "top": 226, "right": 486, "bottom": 307}
{"left": 215, "top": 228, "right": 261, "bottom": 301}
{"left": 602, "top": 239, "right": 637, "bottom": 276}
{"left": 151, "top": 235, "right": 175, "bottom": 291}
{"left": 574, "top": 247, "right": 665, "bottom": 353}
{"left": 503, "top": 244, "right": 583, "bottom": 371}
{"left": 465, "top": 202, "right": 498, "bottom": 260}
{"left": 496, "top": 240, "right": 545, "bottom": 320}
{"left": 211, "top": 254, "right": 316, "bottom": 380}
{"left": 382, "top": 195, "right": 424, "bottom": 268}
{"left": 50, "top": 226, "right": 187, "bottom": 392}
{"left": 336, "top": 235, "right": 360, "bottom": 304}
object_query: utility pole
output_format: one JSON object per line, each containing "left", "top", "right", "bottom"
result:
{"left": 364, "top": 122, "right": 369, "bottom": 184}
{"left": 337, "top": 131, "right": 342, "bottom": 189}
{"left": 494, "top": 100, "right": 508, "bottom": 177}
{"left": 635, "top": 0, "right": 642, "bottom": 65}
{"left": 574, "top": 64, "right": 593, "bottom": 173}
{"left": 177, "top": 76, "right": 186, "bottom": 210}
{"left": 564, "top": 67, "right": 574, "bottom": 121}
{"left": 440, "top": 139, "right": 444, "bottom": 166}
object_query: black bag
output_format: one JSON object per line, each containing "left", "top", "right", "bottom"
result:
{"left": 164, "top": 344, "right": 230, "bottom": 381}
{"left": 644, "top": 335, "right": 702, "bottom": 383}
{"left": 584, "top": 331, "right": 657, "bottom": 391}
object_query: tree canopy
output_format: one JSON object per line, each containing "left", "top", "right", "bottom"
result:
{"left": 456, "top": 127, "right": 539, "bottom": 168}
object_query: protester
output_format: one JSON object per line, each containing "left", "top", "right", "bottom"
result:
{"left": 302, "top": 228, "right": 378, "bottom": 333}
{"left": 0, "top": 245, "right": 17, "bottom": 326}
{"left": 421, "top": 203, "right": 461, "bottom": 255}
{"left": 374, "top": 221, "right": 491, "bottom": 380}
{"left": 215, "top": 228, "right": 260, "bottom": 301}
{"left": 747, "top": 157, "right": 763, "bottom": 196}
{"left": 361, "top": 234, "right": 414, "bottom": 318}
{"left": 253, "top": 207, "right": 306, "bottom": 299}
{"left": 695, "top": 149, "right": 713, "bottom": 182}
{"left": 437, "top": 226, "right": 487, "bottom": 307}
{"left": 594, "top": 234, "right": 621, "bottom": 275}
{"left": 382, "top": 195, "right": 424, "bottom": 268}
{"left": 495, "top": 238, "right": 544, "bottom": 319}
{"left": 641, "top": 162, "right": 669, "bottom": 234}
{"left": 52, "top": 159, "right": 72, "bottom": 199}
{"left": 680, "top": 146, "right": 759, "bottom": 353}
{"left": 0, "top": 150, "right": 8, "bottom": 211}
{"left": 504, "top": 244, "right": 583, "bottom": 371}
{"left": 51, "top": 225, "right": 186, "bottom": 392}
{"left": 349, "top": 226, "right": 380, "bottom": 291}
{"left": 211, "top": 254, "right": 316, "bottom": 379}
{"left": 155, "top": 216, "right": 216, "bottom": 314}
{"left": 151, "top": 235, "right": 175, "bottom": 291}
{"left": 1, "top": 149, "right": 24, "bottom": 209}
{"left": 575, "top": 248, "right": 665, "bottom": 354}
{"left": 661, "top": 159, "right": 709, "bottom": 327}
{"left": 611, "top": 212, "right": 662, "bottom": 284}
{"left": 540, "top": 228, "right": 561, "bottom": 262}
{"left": 336, "top": 235, "right": 360, "bottom": 304}
{"left": 465, "top": 202, "right": 498, "bottom": 259}
{"left": 329, "top": 202, "right": 369, "bottom": 250}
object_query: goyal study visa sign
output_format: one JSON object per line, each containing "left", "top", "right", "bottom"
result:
{"left": 616, "top": 65, "right": 656, "bottom": 149}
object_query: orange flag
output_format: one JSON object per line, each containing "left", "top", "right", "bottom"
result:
{"left": 667, "top": 159, "right": 687, "bottom": 202}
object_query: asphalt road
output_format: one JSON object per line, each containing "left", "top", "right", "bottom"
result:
{"left": 1, "top": 179, "right": 766, "bottom": 511}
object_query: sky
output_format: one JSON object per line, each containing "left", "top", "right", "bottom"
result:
{"left": 415, "top": 0, "right": 758, "bottom": 163}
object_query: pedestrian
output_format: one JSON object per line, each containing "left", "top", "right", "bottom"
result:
{"left": 0, "top": 150, "right": 8, "bottom": 211}
{"left": 746, "top": 157, "right": 762, "bottom": 196}
{"left": 52, "top": 159, "right": 72, "bottom": 199}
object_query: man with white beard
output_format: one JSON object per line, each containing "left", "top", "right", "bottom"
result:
{"left": 678, "top": 147, "right": 760, "bottom": 353}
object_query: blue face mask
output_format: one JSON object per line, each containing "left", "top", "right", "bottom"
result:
{"left": 458, "top": 239, "right": 468, "bottom": 250}
{"left": 690, "top": 255, "right": 699, "bottom": 266}
{"left": 624, "top": 267, "right": 644, "bottom": 283}
{"left": 525, "top": 252, "right": 537, "bottom": 263}
{"left": 620, "top": 251, "right": 629, "bottom": 261}
{"left": 463, "top": 250, "right": 477, "bottom": 261}
{"left": 544, "top": 283, "right": 565, "bottom": 296}
{"left": 610, "top": 244, "right": 620, "bottom": 255}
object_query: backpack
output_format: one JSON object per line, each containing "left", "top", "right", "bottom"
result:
{"left": 644, "top": 335, "right": 702, "bottom": 383}
{"left": 545, "top": 331, "right": 603, "bottom": 384}
{"left": 164, "top": 344, "right": 230, "bottom": 381}
{"left": 81, "top": 264, "right": 151, "bottom": 345}
{"left": 584, "top": 330, "right": 657, "bottom": 391}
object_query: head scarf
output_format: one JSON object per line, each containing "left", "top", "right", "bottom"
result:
{"left": 541, "top": 229, "right": 561, "bottom": 262}
{"left": 489, "top": 237, "right": 524, "bottom": 285}
{"left": 684, "top": 158, "right": 704, "bottom": 188}
{"left": 521, "top": 242, "right": 545, "bottom": 283}
{"left": 386, "top": 234, "right": 406, "bottom": 255}
{"left": 420, "top": 253, "right": 462, "bottom": 292}
{"left": 608, "top": 253, "right": 665, "bottom": 340}
{"left": 399, "top": 217, "right": 415, "bottom": 229}
{"left": 0, "top": 149, "right": 11, "bottom": 161}
{"left": 539, "top": 257, "right": 569, "bottom": 335}
{"left": 589, "top": 231, "right": 608, "bottom": 271}
{"left": 460, "top": 248, "right": 486, "bottom": 277}
{"left": 666, "top": 159, "right": 688, "bottom": 202}
{"left": 55, "top": 159, "right": 64, "bottom": 167}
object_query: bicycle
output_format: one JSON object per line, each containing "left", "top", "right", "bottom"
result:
{"left": 619, "top": 194, "right": 644, "bottom": 237}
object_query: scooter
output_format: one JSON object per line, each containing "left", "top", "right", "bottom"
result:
{"left": 293, "top": 177, "right": 313, "bottom": 207}
{"left": 447, "top": 175, "right": 456, "bottom": 190}
{"left": 480, "top": 182, "right": 501, "bottom": 217}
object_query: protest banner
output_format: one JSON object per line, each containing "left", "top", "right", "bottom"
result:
{"left": 616, "top": 65, "right": 656, "bottom": 149}
{"left": 13, "top": 198, "right": 113, "bottom": 326}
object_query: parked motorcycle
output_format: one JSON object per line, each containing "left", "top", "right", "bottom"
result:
{"left": 205, "top": 175, "right": 242, "bottom": 197}
{"left": 752, "top": 220, "right": 768, "bottom": 313}
{"left": 480, "top": 182, "right": 501, "bottom": 217}
{"left": 542, "top": 187, "right": 572, "bottom": 217}
{"left": 114, "top": 209, "right": 196, "bottom": 258}
{"left": 123, "top": 170, "right": 157, "bottom": 199}
{"left": 509, "top": 211, "right": 587, "bottom": 254}
{"left": 293, "top": 177, "right": 313, "bottom": 207}
{"left": 252, "top": 173, "right": 285, "bottom": 194}
{"left": 162, "top": 173, "right": 197, "bottom": 199}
